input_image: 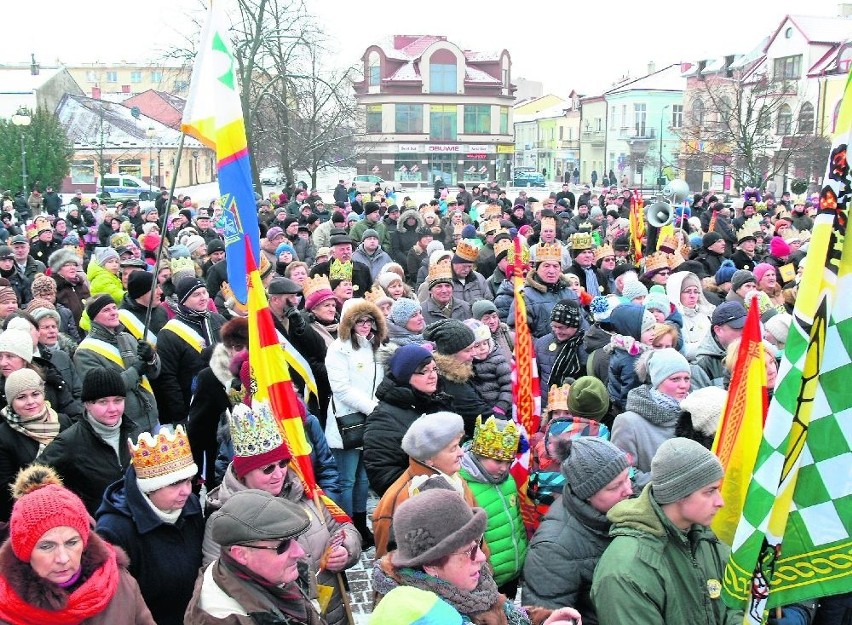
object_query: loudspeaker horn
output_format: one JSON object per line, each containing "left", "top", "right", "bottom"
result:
{"left": 646, "top": 201, "right": 674, "bottom": 228}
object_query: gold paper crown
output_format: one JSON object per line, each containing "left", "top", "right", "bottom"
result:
{"left": 110, "top": 232, "right": 131, "bottom": 249}
{"left": 483, "top": 204, "right": 502, "bottom": 220}
{"left": 228, "top": 402, "right": 285, "bottom": 459}
{"left": 570, "top": 233, "right": 593, "bottom": 251}
{"left": 593, "top": 244, "right": 615, "bottom": 263}
{"left": 454, "top": 240, "right": 480, "bottom": 263}
{"left": 483, "top": 219, "right": 501, "bottom": 234}
{"left": 658, "top": 234, "right": 678, "bottom": 253}
{"left": 536, "top": 242, "right": 563, "bottom": 263}
{"left": 540, "top": 216, "right": 557, "bottom": 230}
{"left": 364, "top": 285, "right": 390, "bottom": 304}
{"left": 25, "top": 223, "right": 38, "bottom": 240}
{"left": 303, "top": 274, "right": 332, "bottom": 298}
{"left": 546, "top": 383, "right": 571, "bottom": 413}
{"left": 781, "top": 227, "right": 804, "bottom": 242}
{"left": 170, "top": 256, "right": 197, "bottom": 276}
{"left": 643, "top": 251, "right": 669, "bottom": 275}
{"left": 470, "top": 416, "right": 521, "bottom": 462}
{"left": 668, "top": 251, "right": 685, "bottom": 270}
{"left": 736, "top": 216, "right": 762, "bottom": 243}
{"left": 507, "top": 241, "right": 531, "bottom": 266}
{"left": 427, "top": 262, "right": 453, "bottom": 287}
{"left": 494, "top": 237, "right": 513, "bottom": 259}
{"left": 329, "top": 259, "right": 353, "bottom": 282}
{"left": 129, "top": 425, "right": 197, "bottom": 490}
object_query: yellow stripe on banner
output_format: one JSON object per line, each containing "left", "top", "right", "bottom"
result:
{"left": 163, "top": 320, "right": 205, "bottom": 353}
{"left": 181, "top": 120, "right": 217, "bottom": 151}
{"left": 216, "top": 118, "right": 249, "bottom": 156}
{"left": 78, "top": 340, "right": 153, "bottom": 395}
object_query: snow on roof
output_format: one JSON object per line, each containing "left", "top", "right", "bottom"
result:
{"left": 0, "top": 66, "right": 64, "bottom": 94}
{"left": 465, "top": 65, "right": 500, "bottom": 83}
{"left": 786, "top": 15, "right": 852, "bottom": 43}
{"left": 730, "top": 36, "right": 770, "bottom": 70}
{"left": 464, "top": 50, "right": 502, "bottom": 62}
{"left": 386, "top": 62, "right": 420, "bottom": 82}
{"left": 606, "top": 64, "right": 685, "bottom": 94}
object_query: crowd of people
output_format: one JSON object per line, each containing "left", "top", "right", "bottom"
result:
{"left": 0, "top": 178, "right": 845, "bottom": 625}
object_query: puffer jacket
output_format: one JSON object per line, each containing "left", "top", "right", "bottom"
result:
{"left": 611, "top": 385, "right": 681, "bottom": 488}
{"left": 493, "top": 275, "right": 514, "bottom": 321}
{"left": 591, "top": 485, "right": 743, "bottom": 625}
{"left": 523, "top": 489, "right": 613, "bottom": 624}
{"left": 86, "top": 258, "right": 125, "bottom": 304}
{"left": 508, "top": 272, "right": 581, "bottom": 339}
{"left": 460, "top": 452, "right": 527, "bottom": 586}
{"left": 202, "top": 466, "right": 361, "bottom": 625}
{"left": 433, "top": 353, "right": 491, "bottom": 437}
{"left": 690, "top": 331, "right": 728, "bottom": 390}
{"left": 392, "top": 209, "right": 423, "bottom": 266}
{"left": 471, "top": 345, "right": 512, "bottom": 414}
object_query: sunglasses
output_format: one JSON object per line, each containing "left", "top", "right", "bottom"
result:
{"left": 241, "top": 538, "right": 292, "bottom": 555}
{"left": 261, "top": 459, "right": 289, "bottom": 475}
{"left": 453, "top": 538, "right": 484, "bottom": 561}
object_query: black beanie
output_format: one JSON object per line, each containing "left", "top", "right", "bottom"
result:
{"left": 86, "top": 294, "right": 114, "bottom": 321}
{"left": 332, "top": 212, "right": 345, "bottom": 224}
{"left": 126, "top": 270, "right": 156, "bottom": 300}
{"left": 207, "top": 239, "right": 226, "bottom": 255}
{"left": 364, "top": 202, "right": 380, "bottom": 216}
{"left": 81, "top": 368, "right": 126, "bottom": 402}
{"left": 283, "top": 216, "right": 298, "bottom": 229}
{"left": 176, "top": 277, "right": 206, "bottom": 304}
{"left": 423, "top": 319, "right": 475, "bottom": 355}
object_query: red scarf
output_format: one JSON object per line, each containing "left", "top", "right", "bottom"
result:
{"left": 0, "top": 543, "right": 121, "bottom": 625}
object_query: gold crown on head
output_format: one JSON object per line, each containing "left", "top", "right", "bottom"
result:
{"left": 658, "top": 234, "right": 678, "bottom": 253}
{"left": 427, "top": 262, "right": 453, "bottom": 287}
{"left": 540, "top": 216, "right": 557, "bottom": 230}
{"left": 643, "top": 251, "right": 669, "bottom": 275}
{"left": 494, "top": 237, "right": 513, "bottom": 259}
{"left": 594, "top": 244, "right": 615, "bottom": 263}
{"left": 668, "top": 251, "right": 685, "bottom": 270}
{"left": 736, "top": 216, "right": 762, "bottom": 243}
{"left": 483, "top": 204, "right": 502, "bottom": 220}
{"left": 570, "top": 233, "right": 593, "bottom": 251}
{"left": 546, "top": 383, "right": 571, "bottom": 413}
{"left": 329, "top": 259, "right": 353, "bottom": 282}
{"left": 470, "top": 416, "right": 521, "bottom": 462}
{"left": 303, "top": 274, "right": 332, "bottom": 298}
{"left": 110, "top": 233, "right": 132, "bottom": 249}
{"left": 453, "top": 222, "right": 464, "bottom": 235}
{"left": 507, "top": 241, "right": 531, "bottom": 266}
{"left": 364, "top": 285, "right": 389, "bottom": 304}
{"left": 536, "top": 242, "right": 563, "bottom": 263}
{"left": 483, "top": 219, "right": 501, "bottom": 234}
{"left": 228, "top": 402, "right": 284, "bottom": 459}
{"left": 454, "top": 240, "right": 479, "bottom": 263}
{"left": 170, "top": 256, "right": 196, "bottom": 275}
{"left": 129, "top": 425, "right": 197, "bottom": 491}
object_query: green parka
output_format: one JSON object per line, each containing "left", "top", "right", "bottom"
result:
{"left": 591, "top": 485, "right": 743, "bottom": 625}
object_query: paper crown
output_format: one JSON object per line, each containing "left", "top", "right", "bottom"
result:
{"left": 736, "top": 216, "right": 762, "bottom": 243}
{"left": 129, "top": 425, "right": 197, "bottom": 491}
{"left": 781, "top": 227, "right": 806, "bottom": 242}
{"left": 170, "top": 256, "right": 197, "bottom": 276}
{"left": 668, "top": 251, "right": 685, "bottom": 270}
{"left": 483, "top": 219, "right": 501, "bottom": 234}
{"left": 427, "top": 262, "right": 453, "bottom": 287}
{"left": 507, "top": 241, "right": 531, "bottom": 266}
{"left": 364, "top": 285, "right": 390, "bottom": 304}
{"left": 470, "top": 416, "right": 521, "bottom": 462}
{"left": 658, "top": 234, "right": 678, "bottom": 253}
{"left": 110, "top": 232, "right": 131, "bottom": 250}
{"left": 594, "top": 244, "right": 615, "bottom": 263}
{"left": 228, "top": 401, "right": 285, "bottom": 459}
{"left": 483, "top": 204, "right": 502, "bottom": 220}
{"left": 453, "top": 222, "right": 464, "bottom": 235}
{"left": 536, "top": 242, "right": 563, "bottom": 263}
{"left": 643, "top": 251, "right": 669, "bottom": 275}
{"left": 25, "top": 222, "right": 39, "bottom": 241}
{"left": 329, "top": 259, "right": 353, "bottom": 282}
{"left": 540, "top": 216, "right": 557, "bottom": 230}
{"left": 547, "top": 383, "right": 571, "bottom": 413}
{"left": 494, "top": 238, "right": 513, "bottom": 260}
{"left": 570, "top": 233, "right": 593, "bottom": 251}
{"left": 303, "top": 274, "right": 332, "bottom": 298}
{"left": 454, "top": 240, "right": 479, "bottom": 263}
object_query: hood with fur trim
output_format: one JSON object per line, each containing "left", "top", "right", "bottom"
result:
{"left": 338, "top": 298, "right": 388, "bottom": 343}
{"left": 209, "top": 343, "right": 233, "bottom": 389}
{"left": 433, "top": 352, "right": 474, "bottom": 383}
{"left": 396, "top": 209, "right": 424, "bottom": 234}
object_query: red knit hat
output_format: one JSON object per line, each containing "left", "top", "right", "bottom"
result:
{"left": 9, "top": 466, "right": 91, "bottom": 561}
{"left": 227, "top": 403, "right": 292, "bottom": 480}
{"left": 769, "top": 236, "right": 791, "bottom": 258}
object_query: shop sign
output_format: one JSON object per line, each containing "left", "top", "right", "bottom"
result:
{"left": 496, "top": 145, "right": 515, "bottom": 154}
{"left": 398, "top": 144, "right": 420, "bottom": 152}
{"left": 465, "top": 153, "right": 488, "bottom": 160}
{"left": 427, "top": 144, "right": 461, "bottom": 153}
{"left": 467, "top": 145, "right": 495, "bottom": 154}
{"left": 371, "top": 165, "right": 381, "bottom": 173}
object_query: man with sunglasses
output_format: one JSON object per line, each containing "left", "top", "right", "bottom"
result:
{"left": 186, "top": 489, "right": 324, "bottom": 624}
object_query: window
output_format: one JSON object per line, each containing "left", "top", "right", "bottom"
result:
{"left": 798, "top": 102, "right": 814, "bottom": 134}
{"left": 174, "top": 80, "right": 189, "bottom": 92}
{"left": 395, "top": 104, "right": 423, "bottom": 133}
{"left": 595, "top": 117, "right": 602, "bottom": 131}
{"left": 671, "top": 104, "right": 683, "bottom": 128}
{"left": 634, "top": 103, "right": 647, "bottom": 137}
{"left": 366, "top": 105, "right": 382, "bottom": 133}
{"left": 430, "top": 63, "right": 457, "bottom": 93}
{"left": 773, "top": 55, "right": 802, "bottom": 80}
{"left": 621, "top": 105, "right": 627, "bottom": 128}
{"left": 130, "top": 71, "right": 142, "bottom": 84}
{"left": 777, "top": 104, "right": 793, "bottom": 135}
{"left": 559, "top": 126, "right": 564, "bottom": 140}
{"left": 368, "top": 53, "right": 381, "bottom": 87}
{"left": 502, "top": 68, "right": 509, "bottom": 87}
{"left": 151, "top": 71, "right": 163, "bottom": 82}
{"left": 610, "top": 106, "right": 618, "bottom": 129}
{"left": 691, "top": 99, "right": 705, "bottom": 126}
{"left": 464, "top": 105, "right": 490, "bottom": 134}
{"left": 430, "top": 104, "right": 457, "bottom": 140}
{"left": 500, "top": 107, "right": 509, "bottom": 134}
{"left": 395, "top": 158, "right": 422, "bottom": 181}
{"left": 71, "top": 160, "right": 95, "bottom": 184}
{"left": 105, "top": 71, "right": 118, "bottom": 83}
{"left": 86, "top": 71, "right": 97, "bottom": 83}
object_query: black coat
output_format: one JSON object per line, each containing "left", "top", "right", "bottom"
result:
{"left": 310, "top": 259, "right": 373, "bottom": 296}
{"left": 96, "top": 466, "right": 205, "bottom": 625}
{"left": 363, "top": 376, "right": 453, "bottom": 497}
{"left": 38, "top": 415, "right": 136, "bottom": 514}
{"left": 0, "top": 358, "right": 83, "bottom": 421}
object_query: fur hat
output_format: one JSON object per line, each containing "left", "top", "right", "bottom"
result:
{"left": 401, "top": 411, "right": 465, "bottom": 462}
{"left": 651, "top": 437, "right": 724, "bottom": 505}
{"left": 220, "top": 317, "right": 249, "bottom": 349}
{"left": 47, "top": 248, "right": 82, "bottom": 274}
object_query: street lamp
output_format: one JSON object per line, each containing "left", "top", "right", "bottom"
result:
{"left": 658, "top": 105, "right": 670, "bottom": 192}
{"left": 146, "top": 126, "right": 156, "bottom": 194}
{"left": 11, "top": 110, "right": 31, "bottom": 194}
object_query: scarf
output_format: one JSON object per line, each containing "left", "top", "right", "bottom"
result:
{"left": 86, "top": 414, "right": 122, "bottom": 463}
{"left": 395, "top": 565, "right": 500, "bottom": 618}
{"left": 176, "top": 305, "right": 217, "bottom": 347}
{"left": 548, "top": 334, "right": 584, "bottom": 388}
{"left": 649, "top": 387, "right": 683, "bottom": 412}
{"left": 140, "top": 490, "right": 182, "bottom": 525}
{"left": 582, "top": 266, "right": 600, "bottom": 296}
{"left": 2, "top": 403, "right": 60, "bottom": 453}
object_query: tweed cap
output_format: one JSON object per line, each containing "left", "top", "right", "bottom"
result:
{"left": 211, "top": 489, "right": 310, "bottom": 547}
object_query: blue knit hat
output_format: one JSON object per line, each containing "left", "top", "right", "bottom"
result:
{"left": 390, "top": 298, "right": 422, "bottom": 326}
{"left": 275, "top": 242, "right": 296, "bottom": 258}
{"left": 388, "top": 344, "right": 434, "bottom": 384}
{"left": 715, "top": 259, "right": 737, "bottom": 285}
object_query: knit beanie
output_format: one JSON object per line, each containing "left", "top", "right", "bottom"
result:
{"left": 753, "top": 263, "right": 775, "bottom": 284}
{"left": 471, "top": 300, "right": 498, "bottom": 320}
{"left": 185, "top": 235, "right": 205, "bottom": 255}
{"left": 646, "top": 348, "right": 691, "bottom": 388}
{"left": 425, "top": 241, "right": 445, "bottom": 257}
{"left": 715, "top": 259, "right": 737, "bottom": 285}
{"left": 31, "top": 274, "right": 57, "bottom": 299}
{"left": 9, "top": 466, "right": 91, "bottom": 561}
{"left": 81, "top": 368, "right": 126, "bottom": 402}
{"left": 363, "top": 202, "right": 380, "bottom": 216}
{"left": 641, "top": 310, "right": 657, "bottom": 335}
{"left": 86, "top": 293, "right": 115, "bottom": 321}
{"left": 550, "top": 299, "right": 581, "bottom": 329}
{"left": 566, "top": 376, "right": 610, "bottom": 421}
{"left": 361, "top": 228, "right": 380, "bottom": 241}
{"left": 621, "top": 280, "right": 648, "bottom": 302}
{"left": 29, "top": 307, "right": 61, "bottom": 326}
{"left": 423, "top": 319, "right": 475, "bottom": 355}
{"left": 764, "top": 312, "right": 792, "bottom": 345}
{"left": 266, "top": 226, "right": 285, "bottom": 242}
{"left": 643, "top": 291, "right": 671, "bottom": 315}
{"left": 651, "top": 437, "right": 724, "bottom": 504}
{"left": 388, "top": 344, "right": 434, "bottom": 384}
{"left": 0, "top": 329, "right": 33, "bottom": 363}
{"left": 275, "top": 242, "right": 296, "bottom": 258}
{"left": 680, "top": 386, "right": 728, "bottom": 438}
{"left": 95, "top": 246, "right": 119, "bottom": 266}
{"left": 702, "top": 232, "right": 723, "bottom": 248}
{"left": 378, "top": 272, "right": 403, "bottom": 292}
{"left": 391, "top": 488, "right": 487, "bottom": 569}
{"left": 207, "top": 239, "right": 225, "bottom": 255}
{"left": 176, "top": 277, "right": 206, "bottom": 304}
{"left": 463, "top": 319, "right": 491, "bottom": 343}
{"left": 731, "top": 269, "right": 757, "bottom": 292}
{"left": 770, "top": 236, "right": 791, "bottom": 258}
{"left": 4, "top": 368, "right": 44, "bottom": 403}
{"left": 6, "top": 317, "right": 31, "bottom": 335}
{"left": 561, "top": 437, "right": 630, "bottom": 500}
{"left": 389, "top": 297, "right": 422, "bottom": 326}
{"left": 401, "top": 411, "right": 465, "bottom": 462}
{"left": 0, "top": 286, "right": 17, "bottom": 306}
{"left": 126, "top": 270, "right": 155, "bottom": 300}
{"left": 589, "top": 294, "right": 621, "bottom": 323}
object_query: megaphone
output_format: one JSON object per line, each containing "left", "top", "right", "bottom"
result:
{"left": 663, "top": 179, "right": 690, "bottom": 204}
{"left": 646, "top": 201, "right": 674, "bottom": 228}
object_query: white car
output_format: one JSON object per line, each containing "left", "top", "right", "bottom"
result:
{"left": 260, "top": 167, "right": 283, "bottom": 186}
{"left": 353, "top": 174, "right": 395, "bottom": 194}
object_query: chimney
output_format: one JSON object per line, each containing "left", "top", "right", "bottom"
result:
{"left": 92, "top": 87, "right": 101, "bottom": 100}
{"left": 648, "top": 61, "right": 656, "bottom": 75}
{"left": 30, "top": 53, "right": 39, "bottom": 76}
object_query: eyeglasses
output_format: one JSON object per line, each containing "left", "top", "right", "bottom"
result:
{"left": 412, "top": 365, "right": 438, "bottom": 376}
{"left": 656, "top": 270, "right": 670, "bottom": 276}
{"left": 240, "top": 538, "right": 292, "bottom": 555}
{"left": 260, "top": 459, "right": 289, "bottom": 475}
{"left": 452, "top": 538, "right": 484, "bottom": 561}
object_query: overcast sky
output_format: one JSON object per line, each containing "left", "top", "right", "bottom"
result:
{"left": 8, "top": 0, "right": 849, "bottom": 95}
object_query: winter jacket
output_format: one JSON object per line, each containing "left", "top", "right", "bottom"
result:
{"left": 591, "top": 485, "right": 743, "bottom": 625}
{"left": 471, "top": 345, "right": 512, "bottom": 414}
{"left": 611, "top": 385, "right": 681, "bottom": 488}
{"left": 493, "top": 276, "right": 514, "bottom": 321}
{"left": 492, "top": 322, "right": 515, "bottom": 363}
{"left": 695, "top": 249, "right": 726, "bottom": 278}
{"left": 203, "top": 466, "right": 360, "bottom": 625}
{"left": 53, "top": 272, "right": 91, "bottom": 326}
{"left": 15, "top": 255, "right": 45, "bottom": 281}
{"left": 523, "top": 489, "right": 613, "bottom": 624}
{"left": 74, "top": 322, "right": 161, "bottom": 439}
{"left": 666, "top": 272, "right": 715, "bottom": 360}
{"left": 690, "top": 331, "right": 728, "bottom": 390}
{"left": 38, "top": 414, "right": 136, "bottom": 515}
{"left": 421, "top": 295, "right": 472, "bottom": 325}
{"left": 292, "top": 235, "right": 316, "bottom": 267}
{"left": 451, "top": 271, "right": 493, "bottom": 306}
{"left": 351, "top": 244, "right": 394, "bottom": 282}
{"left": 87, "top": 259, "right": 125, "bottom": 304}
{"left": 508, "top": 273, "right": 582, "bottom": 339}
{"left": 363, "top": 376, "right": 454, "bottom": 496}
{"left": 310, "top": 259, "right": 373, "bottom": 296}
{"left": 605, "top": 305, "right": 649, "bottom": 413}
{"left": 535, "top": 332, "right": 584, "bottom": 393}
{"left": 349, "top": 218, "right": 386, "bottom": 245}
{"left": 433, "top": 353, "right": 491, "bottom": 437}
{"left": 38, "top": 344, "right": 81, "bottom": 400}
{"left": 119, "top": 294, "right": 169, "bottom": 341}
{"left": 460, "top": 453, "right": 527, "bottom": 586}
{"left": 96, "top": 466, "right": 205, "bottom": 625}
{"left": 392, "top": 210, "right": 423, "bottom": 266}
{"left": 0, "top": 533, "right": 155, "bottom": 625}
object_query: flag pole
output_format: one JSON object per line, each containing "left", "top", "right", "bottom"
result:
{"left": 143, "top": 132, "right": 187, "bottom": 338}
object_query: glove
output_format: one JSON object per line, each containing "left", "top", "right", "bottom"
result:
{"left": 43, "top": 368, "right": 66, "bottom": 390}
{"left": 133, "top": 359, "right": 147, "bottom": 375}
{"left": 768, "top": 606, "right": 809, "bottom": 625}
{"left": 137, "top": 341, "right": 155, "bottom": 363}
{"left": 285, "top": 307, "right": 306, "bottom": 335}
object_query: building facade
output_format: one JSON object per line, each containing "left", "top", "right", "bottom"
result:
{"left": 64, "top": 63, "right": 192, "bottom": 99}
{"left": 352, "top": 35, "right": 515, "bottom": 188}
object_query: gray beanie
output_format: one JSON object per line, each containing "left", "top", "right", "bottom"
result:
{"left": 651, "top": 437, "right": 724, "bottom": 504}
{"left": 471, "top": 300, "right": 498, "bottom": 320}
{"left": 731, "top": 269, "right": 757, "bottom": 292}
{"left": 4, "top": 368, "right": 44, "bottom": 404}
{"left": 390, "top": 297, "right": 422, "bottom": 326}
{"left": 361, "top": 228, "right": 380, "bottom": 241}
{"left": 94, "top": 246, "right": 120, "bottom": 266}
{"left": 423, "top": 319, "right": 475, "bottom": 355}
{"left": 641, "top": 310, "right": 656, "bottom": 335}
{"left": 401, "top": 411, "right": 465, "bottom": 462}
{"left": 561, "top": 437, "right": 629, "bottom": 500}
{"left": 621, "top": 280, "right": 648, "bottom": 302}
{"left": 391, "top": 489, "right": 487, "bottom": 568}
{"left": 646, "top": 348, "right": 691, "bottom": 387}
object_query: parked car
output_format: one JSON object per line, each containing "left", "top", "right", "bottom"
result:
{"left": 512, "top": 171, "right": 546, "bottom": 187}
{"left": 260, "top": 167, "right": 283, "bottom": 186}
{"left": 96, "top": 174, "right": 153, "bottom": 201}
{"left": 353, "top": 174, "right": 395, "bottom": 194}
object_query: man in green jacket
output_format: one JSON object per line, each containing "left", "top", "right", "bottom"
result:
{"left": 591, "top": 437, "right": 742, "bottom": 625}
